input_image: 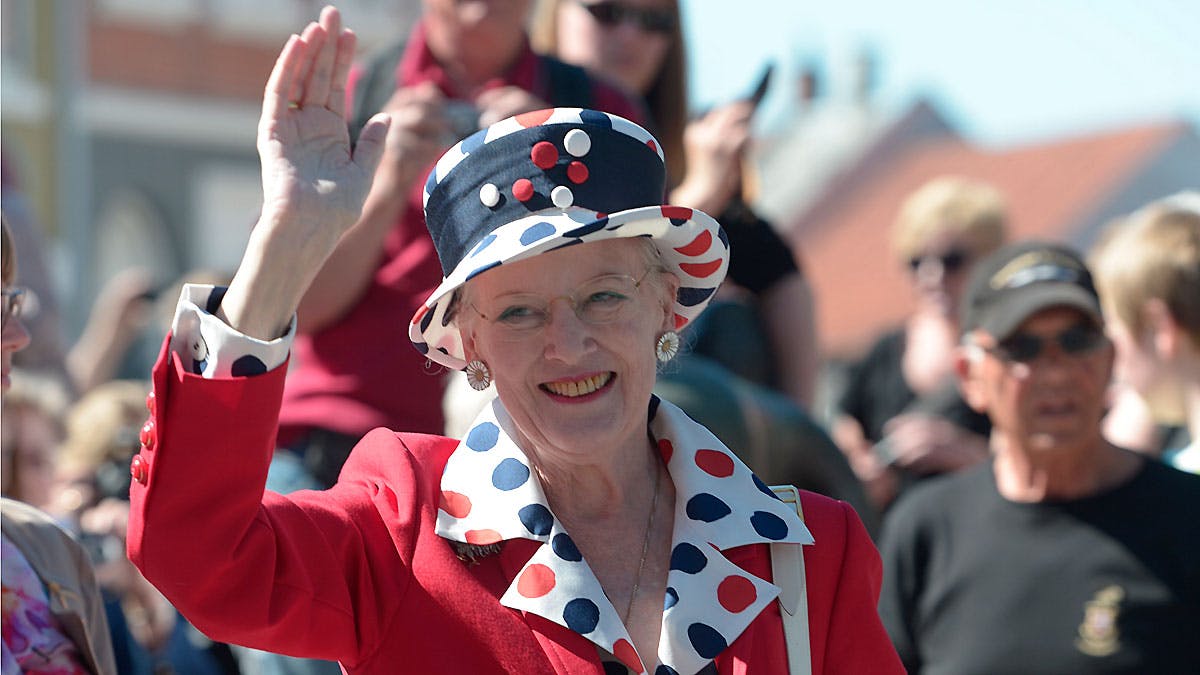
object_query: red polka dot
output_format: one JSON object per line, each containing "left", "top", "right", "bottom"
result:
{"left": 516, "top": 563, "right": 556, "bottom": 598}
{"left": 439, "top": 490, "right": 471, "bottom": 518}
{"left": 679, "top": 259, "right": 723, "bottom": 279}
{"left": 612, "top": 639, "right": 644, "bottom": 673}
{"left": 567, "top": 161, "right": 589, "bottom": 184}
{"left": 674, "top": 230, "right": 712, "bottom": 257}
{"left": 411, "top": 304, "right": 430, "bottom": 325}
{"left": 515, "top": 109, "right": 555, "bottom": 127}
{"left": 531, "top": 141, "right": 558, "bottom": 169}
{"left": 657, "top": 439, "right": 675, "bottom": 464}
{"left": 646, "top": 139, "right": 658, "bottom": 154}
{"left": 595, "top": 212, "right": 608, "bottom": 219}
{"left": 695, "top": 449, "right": 734, "bottom": 477}
{"left": 661, "top": 205, "right": 693, "bottom": 221}
{"left": 673, "top": 314, "right": 688, "bottom": 329}
{"left": 718, "top": 575, "right": 758, "bottom": 613}
{"left": 512, "top": 179, "right": 534, "bottom": 202}
{"left": 464, "top": 529, "right": 502, "bottom": 545}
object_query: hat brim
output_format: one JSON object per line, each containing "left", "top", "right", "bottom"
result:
{"left": 977, "top": 284, "right": 1103, "bottom": 340}
{"left": 410, "top": 204, "right": 728, "bottom": 370}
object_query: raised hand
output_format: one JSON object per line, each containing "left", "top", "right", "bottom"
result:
{"left": 221, "top": 6, "right": 390, "bottom": 340}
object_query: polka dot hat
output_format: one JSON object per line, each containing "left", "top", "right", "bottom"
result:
{"left": 410, "top": 108, "right": 729, "bottom": 371}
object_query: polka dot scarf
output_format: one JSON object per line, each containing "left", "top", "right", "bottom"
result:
{"left": 436, "top": 396, "right": 814, "bottom": 674}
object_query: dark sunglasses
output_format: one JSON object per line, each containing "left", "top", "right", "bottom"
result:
{"left": 2, "top": 287, "right": 25, "bottom": 329}
{"left": 984, "top": 324, "right": 1107, "bottom": 363}
{"left": 908, "top": 248, "right": 969, "bottom": 274}
{"left": 577, "top": 1, "right": 677, "bottom": 34}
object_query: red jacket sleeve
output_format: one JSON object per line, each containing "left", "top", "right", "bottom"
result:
{"left": 126, "top": 337, "right": 416, "bottom": 667}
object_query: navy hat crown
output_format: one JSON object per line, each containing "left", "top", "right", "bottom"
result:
{"left": 423, "top": 109, "right": 667, "bottom": 276}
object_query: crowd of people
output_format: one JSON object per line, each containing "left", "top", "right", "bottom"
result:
{"left": 2, "top": 2, "right": 1197, "bottom": 674}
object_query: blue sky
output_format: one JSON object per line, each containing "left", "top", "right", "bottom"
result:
{"left": 682, "top": 0, "right": 1200, "bottom": 147}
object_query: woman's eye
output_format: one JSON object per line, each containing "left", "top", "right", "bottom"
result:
{"left": 586, "top": 290, "right": 625, "bottom": 305}
{"left": 497, "top": 305, "right": 543, "bottom": 324}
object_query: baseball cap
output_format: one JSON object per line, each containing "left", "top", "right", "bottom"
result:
{"left": 961, "top": 240, "right": 1102, "bottom": 340}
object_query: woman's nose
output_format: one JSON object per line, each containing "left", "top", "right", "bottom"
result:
{"left": 1, "top": 316, "right": 31, "bottom": 353}
{"left": 541, "top": 300, "right": 595, "bottom": 362}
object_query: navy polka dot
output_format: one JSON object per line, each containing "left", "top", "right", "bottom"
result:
{"left": 469, "top": 234, "right": 497, "bottom": 258}
{"left": 752, "top": 474, "right": 776, "bottom": 499}
{"left": 668, "top": 216, "right": 688, "bottom": 226}
{"left": 670, "top": 543, "right": 707, "bottom": 574}
{"left": 518, "top": 504, "right": 553, "bottom": 536}
{"left": 465, "top": 423, "right": 499, "bottom": 451}
{"left": 415, "top": 342, "right": 429, "bottom": 355}
{"left": 686, "top": 493, "right": 732, "bottom": 523}
{"left": 424, "top": 168, "right": 438, "bottom": 196}
{"left": 552, "top": 533, "right": 582, "bottom": 562}
{"left": 750, "top": 511, "right": 789, "bottom": 540}
{"left": 716, "top": 227, "right": 730, "bottom": 249}
{"left": 663, "top": 586, "right": 679, "bottom": 610}
{"left": 230, "top": 355, "right": 267, "bottom": 377}
{"left": 603, "top": 663, "right": 628, "bottom": 675}
{"left": 677, "top": 286, "right": 717, "bottom": 308}
{"left": 419, "top": 307, "right": 436, "bottom": 332}
{"left": 563, "top": 598, "right": 600, "bottom": 634}
{"left": 563, "top": 221, "right": 606, "bottom": 238}
{"left": 579, "top": 109, "right": 612, "bottom": 129}
{"left": 491, "top": 458, "right": 530, "bottom": 491}
{"left": 465, "top": 261, "right": 501, "bottom": 282}
{"left": 687, "top": 623, "right": 728, "bottom": 659}
{"left": 655, "top": 666, "right": 680, "bottom": 675}
{"left": 519, "top": 221, "right": 556, "bottom": 245}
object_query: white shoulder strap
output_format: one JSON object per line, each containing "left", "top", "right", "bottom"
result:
{"left": 770, "top": 485, "right": 811, "bottom": 675}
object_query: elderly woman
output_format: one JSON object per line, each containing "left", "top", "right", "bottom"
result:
{"left": 127, "top": 7, "right": 900, "bottom": 674}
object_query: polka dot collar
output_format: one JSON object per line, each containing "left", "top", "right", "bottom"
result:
{"left": 436, "top": 397, "right": 814, "bottom": 674}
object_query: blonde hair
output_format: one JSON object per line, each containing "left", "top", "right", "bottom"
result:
{"left": 529, "top": 0, "right": 689, "bottom": 188}
{"left": 59, "top": 379, "right": 151, "bottom": 476}
{"left": 891, "top": 176, "right": 1008, "bottom": 262}
{"left": 1092, "top": 198, "right": 1200, "bottom": 348}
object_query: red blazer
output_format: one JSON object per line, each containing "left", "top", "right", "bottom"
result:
{"left": 128, "top": 346, "right": 902, "bottom": 674}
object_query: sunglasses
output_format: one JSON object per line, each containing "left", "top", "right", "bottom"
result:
{"left": 2, "top": 287, "right": 26, "bottom": 329}
{"left": 576, "top": 1, "right": 677, "bottom": 34}
{"left": 982, "top": 324, "right": 1107, "bottom": 363}
{"left": 908, "top": 248, "right": 970, "bottom": 275}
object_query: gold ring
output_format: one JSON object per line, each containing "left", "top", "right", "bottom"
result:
{"left": 288, "top": 101, "right": 301, "bottom": 110}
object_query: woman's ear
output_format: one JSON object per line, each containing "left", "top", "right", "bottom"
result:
{"left": 659, "top": 273, "right": 681, "bottom": 333}
{"left": 1142, "top": 298, "right": 1181, "bottom": 360}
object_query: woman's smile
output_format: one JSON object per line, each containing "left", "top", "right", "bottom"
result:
{"left": 540, "top": 371, "right": 614, "bottom": 399}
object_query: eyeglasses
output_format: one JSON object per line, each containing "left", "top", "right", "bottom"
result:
{"left": 2, "top": 287, "right": 26, "bottom": 329}
{"left": 576, "top": 1, "right": 677, "bottom": 34}
{"left": 470, "top": 270, "right": 653, "bottom": 342}
{"left": 981, "top": 324, "right": 1108, "bottom": 363}
{"left": 908, "top": 248, "right": 970, "bottom": 275}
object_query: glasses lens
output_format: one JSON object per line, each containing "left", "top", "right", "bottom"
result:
{"left": 997, "top": 334, "right": 1043, "bottom": 362}
{"left": 941, "top": 250, "right": 967, "bottom": 273}
{"left": 1058, "top": 325, "right": 1105, "bottom": 355}
{"left": 576, "top": 275, "right": 638, "bottom": 323}
{"left": 2, "top": 288, "right": 25, "bottom": 327}
{"left": 581, "top": 1, "right": 620, "bottom": 25}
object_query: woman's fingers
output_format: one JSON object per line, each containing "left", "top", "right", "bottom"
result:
{"left": 301, "top": 6, "right": 341, "bottom": 108}
{"left": 327, "top": 26, "right": 357, "bottom": 118}
{"left": 354, "top": 112, "right": 392, "bottom": 176}
{"left": 263, "top": 34, "right": 303, "bottom": 123}
{"left": 290, "top": 21, "right": 324, "bottom": 105}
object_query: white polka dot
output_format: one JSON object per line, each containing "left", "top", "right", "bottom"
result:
{"left": 564, "top": 129, "right": 591, "bottom": 157}
{"left": 479, "top": 183, "right": 500, "bottom": 207}
{"left": 551, "top": 185, "right": 574, "bottom": 208}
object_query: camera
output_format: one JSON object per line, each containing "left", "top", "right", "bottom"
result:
{"left": 443, "top": 101, "right": 481, "bottom": 142}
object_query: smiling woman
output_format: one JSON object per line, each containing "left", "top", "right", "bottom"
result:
{"left": 125, "top": 7, "right": 901, "bottom": 674}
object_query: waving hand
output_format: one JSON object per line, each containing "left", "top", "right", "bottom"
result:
{"left": 220, "top": 6, "right": 390, "bottom": 340}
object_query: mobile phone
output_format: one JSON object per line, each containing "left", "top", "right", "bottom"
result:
{"left": 746, "top": 62, "right": 775, "bottom": 111}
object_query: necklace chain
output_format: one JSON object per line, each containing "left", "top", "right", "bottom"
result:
{"left": 624, "top": 455, "right": 662, "bottom": 625}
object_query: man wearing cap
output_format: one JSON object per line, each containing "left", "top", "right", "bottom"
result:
{"left": 877, "top": 240, "right": 1200, "bottom": 673}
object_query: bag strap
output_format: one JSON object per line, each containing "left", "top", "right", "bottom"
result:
{"left": 770, "top": 485, "right": 811, "bottom": 675}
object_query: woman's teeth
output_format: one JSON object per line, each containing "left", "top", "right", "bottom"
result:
{"left": 544, "top": 373, "right": 612, "bottom": 397}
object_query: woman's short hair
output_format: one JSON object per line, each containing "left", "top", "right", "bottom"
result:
{"left": 1092, "top": 199, "right": 1200, "bottom": 347}
{"left": 2, "top": 214, "right": 15, "bottom": 285}
{"left": 891, "top": 176, "right": 1008, "bottom": 262}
